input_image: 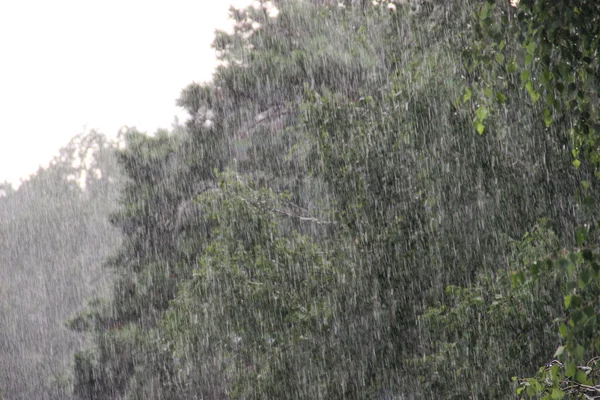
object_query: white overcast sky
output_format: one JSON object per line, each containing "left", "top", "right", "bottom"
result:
{"left": 0, "top": 0, "right": 254, "bottom": 186}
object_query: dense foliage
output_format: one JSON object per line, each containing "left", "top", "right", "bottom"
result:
{"left": 6, "top": 0, "right": 591, "bottom": 398}
{"left": 465, "top": 0, "right": 600, "bottom": 169}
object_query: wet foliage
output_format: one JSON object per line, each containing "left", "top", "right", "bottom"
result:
{"left": 2, "top": 0, "right": 600, "bottom": 398}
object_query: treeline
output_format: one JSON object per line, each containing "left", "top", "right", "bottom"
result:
{"left": 0, "top": 132, "right": 122, "bottom": 399}
{"left": 4, "top": 0, "right": 599, "bottom": 398}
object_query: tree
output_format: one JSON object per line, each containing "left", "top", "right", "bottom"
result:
{"left": 0, "top": 131, "right": 121, "bottom": 400}
{"left": 427, "top": 0, "right": 600, "bottom": 397}
{"left": 68, "top": 1, "right": 600, "bottom": 398}
{"left": 160, "top": 171, "right": 364, "bottom": 398}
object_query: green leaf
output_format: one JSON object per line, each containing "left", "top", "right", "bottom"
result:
{"left": 551, "top": 388, "right": 565, "bottom": 399}
{"left": 566, "top": 362, "right": 576, "bottom": 378}
{"left": 526, "top": 385, "right": 536, "bottom": 396}
{"left": 506, "top": 58, "right": 517, "bottom": 73}
{"left": 554, "top": 345, "right": 565, "bottom": 357}
{"left": 580, "top": 268, "right": 592, "bottom": 286}
{"left": 511, "top": 271, "right": 525, "bottom": 287}
{"left": 572, "top": 310, "right": 584, "bottom": 325}
{"left": 495, "top": 52, "right": 505, "bottom": 65}
{"left": 530, "top": 263, "right": 539, "bottom": 275}
{"left": 575, "top": 369, "right": 588, "bottom": 383}
{"left": 550, "top": 364, "right": 561, "bottom": 382}
{"left": 480, "top": 1, "right": 492, "bottom": 20}
{"left": 564, "top": 294, "right": 572, "bottom": 309}
{"left": 559, "top": 324, "right": 568, "bottom": 338}
{"left": 526, "top": 42, "right": 536, "bottom": 55}
{"left": 496, "top": 92, "right": 506, "bottom": 103}
{"left": 541, "top": 70, "right": 553, "bottom": 85}
{"left": 516, "top": 386, "right": 524, "bottom": 395}
{"left": 544, "top": 109, "right": 553, "bottom": 127}
{"left": 463, "top": 88, "right": 472, "bottom": 103}
{"left": 581, "top": 180, "right": 590, "bottom": 191}
{"left": 558, "top": 63, "right": 571, "bottom": 79}
{"left": 569, "top": 293, "right": 582, "bottom": 308}
{"left": 573, "top": 159, "right": 581, "bottom": 168}
{"left": 476, "top": 106, "right": 489, "bottom": 120}
{"left": 520, "top": 70, "right": 531, "bottom": 83}
{"left": 525, "top": 81, "right": 541, "bottom": 103}
{"left": 475, "top": 121, "right": 485, "bottom": 135}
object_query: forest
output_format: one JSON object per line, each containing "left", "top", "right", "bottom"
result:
{"left": 1, "top": 0, "right": 599, "bottom": 398}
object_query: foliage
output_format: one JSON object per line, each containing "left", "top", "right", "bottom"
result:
{"left": 66, "top": 1, "right": 600, "bottom": 399}
{"left": 69, "top": 128, "right": 188, "bottom": 399}
{"left": 418, "top": 221, "right": 571, "bottom": 398}
{"left": 464, "top": 0, "right": 600, "bottom": 171}
{"left": 161, "top": 171, "right": 364, "bottom": 398}
{"left": 301, "top": 8, "right": 599, "bottom": 396}
{"left": 513, "top": 226, "right": 600, "bottom": 399}
{"left": 443, "top": 0, "right": 600, "bottom": 397}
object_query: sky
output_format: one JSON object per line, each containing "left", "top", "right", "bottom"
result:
{"left": 0, "top": 0, "right": 254, "bottom": 186}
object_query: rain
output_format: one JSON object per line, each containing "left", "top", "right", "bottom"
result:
{"left": 1, "top": 0, "right": 599, "bottom": 398}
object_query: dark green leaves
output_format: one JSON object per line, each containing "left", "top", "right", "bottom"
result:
{"left": 467, "top": 0, "right": 600, "bottom": 169}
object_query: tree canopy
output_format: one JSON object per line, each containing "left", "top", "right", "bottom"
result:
{"left": 3, "top": 0, "right": 598, "bottom": 399}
